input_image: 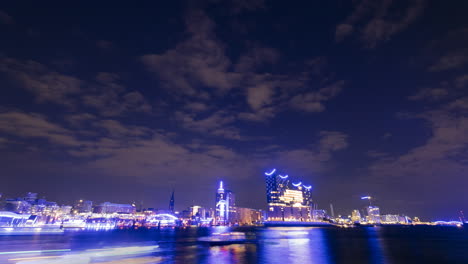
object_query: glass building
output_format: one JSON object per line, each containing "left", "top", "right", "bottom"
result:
{"left": 215, "top": 181, "right": 236, "bottom": 225}
{"left": 366, "top": 206, "right": 381, "bottom": 223}
{"left": 264, "top": 169, "right": 313, "bottom": 221}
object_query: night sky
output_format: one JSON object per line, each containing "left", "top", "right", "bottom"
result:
{"left": 1, "top": 0, "right": 467, "bottom": 220}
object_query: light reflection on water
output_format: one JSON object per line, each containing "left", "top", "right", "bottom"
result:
{"left": 0, "top": 226, "right": 466, "bottom": 264}
{"left": 259, "top": 227, "right": 331, "bottom": 264}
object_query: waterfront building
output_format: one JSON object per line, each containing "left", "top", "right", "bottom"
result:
{"left": 4, "top": 199, "right": 31, "bottom": 214}
{"left": 93, "top": 202, "right": 135, "bottom": 214}
{"left": 215, "top": 181, "right": 236, "bottom": 224}
{"left": 366, "top": 206, "right": 381, "bottom": 223}
{"left": 190, "top": 205, "right": 206, "bottom": 219}
{"left": 264, "top": 169, "right": 313, "bottom": 221}
{"left": 236, "top": 207, "right": 262, "bottom": 225}
{"left": 60, "top": 205, "right": 72, "bottom": 215}
{"left": 351, "top": 209, "right": 362, "bottom": 222}
{"left": 24, "top": 192, "right": 38, "bottom": 203}
{"left": 312, "top": 209, "right": 328, "bottom": 221}
{"left": 74, "top": 200, "right": 93, "bottom": 214}
{"left": 381, "top": 214, "right": 410, "bottom": 224}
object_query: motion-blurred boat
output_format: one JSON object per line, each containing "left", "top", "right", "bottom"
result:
{"left": 61, "top": 219, "right": 86, "bottom": 228}
{"left": 198, "top": 232, "right": 252, "bottom": 245}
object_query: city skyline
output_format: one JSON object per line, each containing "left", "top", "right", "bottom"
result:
{"left": 0, "top": 171, "right": 459, "bottom": 222}
{"left": 1, "top": 1, "right": 468, "bottom": 220}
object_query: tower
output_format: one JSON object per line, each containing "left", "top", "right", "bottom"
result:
{"left": 169, "top": 190, "right": 175, "bottom": 213}
{"left": 215, "top": 181, "right": 227, "bottom": 224}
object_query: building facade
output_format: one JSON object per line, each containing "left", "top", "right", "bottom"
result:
{"left": 236, "top": 207, "right": 262, "bottom": 225}
{"left": 74, "top": 200, "right": 93, "bottom": 214}
{"left": 264, "top": 169, "right": 313, "bottom": 221}
{"left": 215, "top": 181, "right": 236, "bottom": 224}
{"left": 366, "top": 206, "right": 381, "bottom": 223}
{"left": 93, "top": 202, "right": 135, "bottom": 214}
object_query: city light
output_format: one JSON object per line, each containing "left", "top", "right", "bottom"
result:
{"left": 218, "top": 181, "right": 224, "bottom": 191}
{"left": 279, "top": 174, "right": 289, "bottom": 179}
{"left": 292, "top": 182, "right": 302, "bottom": 187}
{"left": 361, "top": 196, "right": 372, "bottom": 200}
{"left": 265, "top": 168, "right": 276, "bottom": 176}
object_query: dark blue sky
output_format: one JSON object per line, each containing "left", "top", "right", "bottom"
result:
{"left": 1, "top": 0, "right": 468, "bottom": 220}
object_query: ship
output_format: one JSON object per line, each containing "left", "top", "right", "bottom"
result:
{"left": 61, "top": 219, "right": 86, "bottom": 228}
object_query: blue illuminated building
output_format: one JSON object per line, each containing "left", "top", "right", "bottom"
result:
{"left": 215, "top": 181, "right": 236, "bottom": 225}
{"left": 264, "top": 169, "right": 313, "bottom": 222}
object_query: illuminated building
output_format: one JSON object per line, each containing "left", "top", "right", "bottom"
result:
{"left": 351, "top": 209, "right": 361, "bottom": 222}
{"left": 237, "top": 207, "right": 262, "bottom": 225}
{"left": 381, "top": 214, "right": 410, "bottom": 224}
{"left": 366, "top": 206, "right": 381, "bottom": 223}
{"left": 24, "top": 192, "right": 38, "bottom": 203}
{"left": 4, "top": 199, "right": 31, "bottom": 214}
{"left": 264, "top": 169, "right": 313, "bottom": 222}
{"left": 312, "top": 209, "right": 327, "bottom": 221}
{"left": 74, "top": 200, "right": 93, "bottom": 214}
{"left": 190, "top": 205, "right": 205, "bottom": 219}
{"left": 215, "top": 181, "right": 236, "bottom": 224}
{"left": 93, "top": 202, "right": 135, "bottom": 214}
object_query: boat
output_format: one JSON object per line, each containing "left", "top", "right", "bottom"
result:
{"left": 198, "top": 232, "right": 252, "bottom": 246}
{"left": 62, "top": 219, "right": 86, "bottom": 228}
{"left": 0, "top": 227, "right": 64, "bottom": 235}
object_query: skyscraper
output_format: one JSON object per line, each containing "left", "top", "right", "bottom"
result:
{"left": 264, "top": 169, "right": 313, "bottom": 222}
{"left": 215, "top": 181, "right": 236, "bottom": 225}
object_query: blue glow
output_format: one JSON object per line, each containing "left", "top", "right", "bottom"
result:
{"left": 265, "top": 168, "right": 276, "bottom": 176}
{"left": 0, "top": 249, "right": 71, "bottom": 255}
{"left": 292, "top": 181, "right": 302, "bottom": 187}
{"left": 303, "top": 185, "right": 312, "bottom": 190}
{"left": 361, "top": 196, "right": 371, "bottom": 200}
{"left": 279, "top": 174, "right": 288, "bottom": 179}
{"left": 218, "top": 181, "right": 224, "bottom": 191}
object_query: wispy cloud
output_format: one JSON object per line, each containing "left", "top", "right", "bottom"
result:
{"left": 336, "top": 0, "right": 425, "bottom": 48}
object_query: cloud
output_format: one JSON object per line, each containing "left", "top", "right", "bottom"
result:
{"left": 426, "top": 28, "right": 468, "bottom": 72}
{"left": 174, "top": 110, "right": 241, "bottom": 140}
{"left": 408, "top": 88, "right": 449, "bottom": 101}
{"left": 184, "top": 102, "right": 209, "bottom": 112}
{"left": 141, "top": 9, "right": 343, "bottom": 133}
{"left": 368, "top": 97, "right": 468, "bottom": 205}
{"left": 336, "top": 0, "right": 425, "bottom": 48}
{"left": 289, "top": 80, "right": 344, "bottom": 112}
{"left": 429, "top": 50, "right": 468, "bottom": 72}
{"left": 0, "top": 10, "right": 14, "bottom": 25}
{"left": 234, "top": 45, "right": 280, "bottom": 72}
{"left": 272, "top": 131, "right": 349, "bottom": 173}
{"left": 141, "top": 10, "right": 239, "bottom": 97}
{"left": 319, "top": 131, "right": 349, "bottom": 152}
{"left": 0, "top": 111, "right": 81, "bottom": 147}
{"left": 0, "top": 60, "right": 151, "bottom": 116}
{"left": 246, "top": 83, "right": 274, "bottom": 111}
{"left": 335, "top": 24, "right": 354, "bottom": 42}
{"left": 82, "top": 73, "right": 152, "bottom": 116}
{"left": 229, "top": 0, "right": 266, "bottom": 14}
{"left": 96, "top": 40, "right": 113, "bottom": 49}
{"left": 0, "top": 58, "right": 82, "bottom": 107}
{"left": 455, "top": 75, "right": 468, "bottom": 88}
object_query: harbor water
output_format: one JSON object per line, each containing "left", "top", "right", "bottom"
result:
{"left": 0, "top": 226, "right": 467, "bottom": 264}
